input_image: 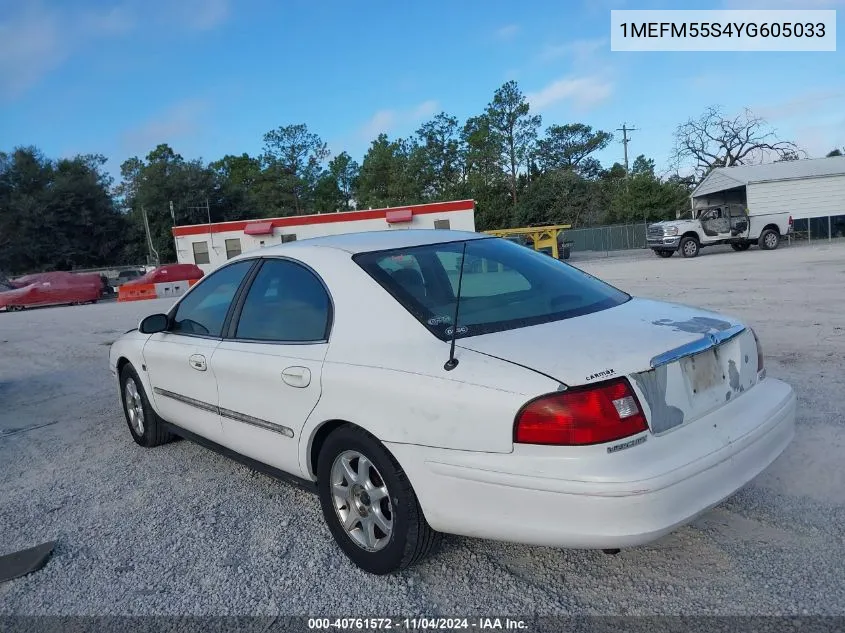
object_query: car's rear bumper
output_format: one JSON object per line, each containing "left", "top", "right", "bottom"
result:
{"left": 387, "top": 377, "right": 796, "bottom": 549}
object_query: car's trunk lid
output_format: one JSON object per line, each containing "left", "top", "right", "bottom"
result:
{"left": 458, "top": 298, "right": 761, "bottom": 434}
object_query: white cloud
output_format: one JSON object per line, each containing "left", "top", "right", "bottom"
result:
{"left": 752, "top": 90, "right": 845, "bottom": 158}
{"left": 538, "top": 38, "right": 608, "bottom": 64}
{"left": 162, "top": 0, "right": 230, "bottom": 31}
{"left": 526, "top": 76, "right": 614, "bottom": 112}
{"left": 356, "top": 100, "right": 440, "bottom": 139}
{"left": 756, "top": 89, "right": 845, "bottom": 121}
{"left": 411, "top": 100, "right": 438, "bottom": 119}
{"left": 0, "top": 0, "right": 229, "bottom": 101}
{"left": 687, "top": 73, "right": 730, "bottom": 91}
{"left": 358, "top": 110, "right": 398, "bottom": 139}
{"left": 121, "top": 99, "right": 210, "bottom": 154}
{"left": 0, "top": 4, "right": 65, "bottom": 100}
{"left": 494, "top": 24, "right": 520, "bottom": 40}
{"left": 81, "top": 6, "right": 136, "bottom": 36}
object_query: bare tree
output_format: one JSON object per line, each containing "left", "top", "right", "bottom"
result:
{"left": 672, "top": 106, "right": 802, "bottom": 181}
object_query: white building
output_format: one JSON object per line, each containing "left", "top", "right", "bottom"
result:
{"left": 691, "top": 156, "right": 845, "bottom": 222}
{"left": 172, "top": 200, "right": 477, "bottom": 274}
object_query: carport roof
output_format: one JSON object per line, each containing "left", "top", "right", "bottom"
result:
{"left": 692, "top": 155, "right": 845, "bottom": 198}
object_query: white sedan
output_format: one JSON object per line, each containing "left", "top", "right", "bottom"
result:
{"left": 108, "top": 229, "right": 796, "bottom": 575}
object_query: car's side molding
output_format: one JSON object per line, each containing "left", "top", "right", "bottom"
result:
{"left": 153, "top": 387, "right": 295, "bottom": 438}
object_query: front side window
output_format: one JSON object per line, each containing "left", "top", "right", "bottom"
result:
{"left": 234, "top": 259, "right": 331, "bottom": 342}
{"left": 170, "top": 260, "right": 254, "bottom": 337}
{"left": 192, "top": 241, "right": 210, "bottom": 265}
{"left": 354, "top": 237, "right": 629, "bottom": 341}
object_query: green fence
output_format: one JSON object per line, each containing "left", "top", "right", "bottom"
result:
{"left": 565, "top": 223, "right": 650, "bottom": 254}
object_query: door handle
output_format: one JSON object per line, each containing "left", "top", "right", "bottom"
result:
{"left": 281, "top": 366, "right": 311, "bottom": 388}
{"left": 189, "top": 354, "right": 207, "bottom": 371}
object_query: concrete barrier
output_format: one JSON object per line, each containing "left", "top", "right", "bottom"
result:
{"left": 118, "top": 279, "right": 198, "bottom": 302}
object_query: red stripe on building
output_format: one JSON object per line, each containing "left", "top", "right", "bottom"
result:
{"left": 171, "top": 200, "right": 475, "bottom": 237}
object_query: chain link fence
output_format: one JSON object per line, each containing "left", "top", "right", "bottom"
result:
{"left": 562, "top": 214, "right": 845, "bottom": 259}
{"left": 787, "top": 215, "right": 845, "bottom": 246}
{"left": 564, "top": 222, "right": 650, "bottom": 256}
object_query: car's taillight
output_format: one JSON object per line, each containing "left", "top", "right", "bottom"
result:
{"left": 751, "top": 328, "right": 766, "bottom": 379}
{"left": 514, "top": 378, "right": 648, "bottom": 446}
{"left": 788, "top": 216, "right": 794, "bottom": 232}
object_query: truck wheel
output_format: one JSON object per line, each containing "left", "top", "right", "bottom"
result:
{"left": 731, "top": 242, "right": 751, "bottom": 252}
{"left": 654, "top": 250, "right": 674, "bottom": 258}
{"left": 680, "top": 236, "right": 700, "bottom": 258}
{"left": 759, "top": 228, "right": 780, "bottom": 250}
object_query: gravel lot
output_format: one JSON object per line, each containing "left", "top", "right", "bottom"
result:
{"left": 1, "top": 242, "right": 844, "bottom": 616}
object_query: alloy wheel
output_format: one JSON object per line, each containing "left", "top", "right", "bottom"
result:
{"left": 330, "top": 450, "right": 393, "bottom": 552}
{"left": 124, "top": 377, "right": 145, "bottom": 436}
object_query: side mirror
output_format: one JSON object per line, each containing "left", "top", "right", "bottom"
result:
{"left": 139, "top": 313, "right": 169, "bottom": 334}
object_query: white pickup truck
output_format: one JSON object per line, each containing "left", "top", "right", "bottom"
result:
{"left": 647, "top": 204, "right": 793, "bottom": 258}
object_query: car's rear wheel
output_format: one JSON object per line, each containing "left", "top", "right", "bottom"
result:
{"left": 731, "top": 241, "right": 751, "bottom": 251}
{"left": 759, "top": 228, "right": 780, "bottom": 250}
{"left": 654, "top": 249, "right": 674, "bottom": 258}
{"left": 680, "top": 236, "right": 700, "bottom": 258}
{"left": 119, "top": 364, "right": 173, "bottom": 448}
{"left": 317, "top": 424, "right": 440, "bottom": 575}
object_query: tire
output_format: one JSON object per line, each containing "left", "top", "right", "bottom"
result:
{"left": 731, "top": 242, "right": 751, "bottom": 252}
{"left": 317, "top": 424, "right": 441, "bottom": 575}
{"left": 562, "top": 245, "right": 571, "bottom": 260}
{"left": 654, "top": 250, "right": 674, "bottom": 258}
{"left": 680, "top": 236, "right": 700, "bottom": 258}
{"left": 119, "top": 364, "right": 173, "bottom": 448}
{"left": 758, "top": 228, "right": 780, "bottom": 251}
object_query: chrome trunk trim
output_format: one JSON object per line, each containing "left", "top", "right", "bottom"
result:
{"left": 649, "top": 324, "right": 746, "bottom": 369}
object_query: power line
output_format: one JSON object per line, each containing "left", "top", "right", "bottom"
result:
{"left": 616, "top": 123, "right": 639, "bottom": 176}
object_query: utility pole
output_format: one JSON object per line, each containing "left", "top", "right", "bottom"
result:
{"left": 616, "top": 123, "right": 640, "bottom": 227}
{"left": 616, "top": 123, "right": 639, "bottom": 176}
{"left": 205, "top": 198, "right": 213, "bottom": 249}
{"left": 169, "top": 201, "right": 175, "bottom": 224}
{"left": 141, "top": 206, "right": 159, "bottom": 266}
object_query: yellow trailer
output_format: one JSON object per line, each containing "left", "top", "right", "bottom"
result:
{"left": 483, "top": 224, "right": 572, "bottom": 259}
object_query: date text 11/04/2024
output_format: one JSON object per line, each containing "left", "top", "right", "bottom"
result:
{"left": 307, "top": 618, "right": 528, "bottom": 630}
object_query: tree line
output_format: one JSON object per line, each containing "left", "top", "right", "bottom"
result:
{"left": 0, "top": 80, "right": 812, "bottom": 274}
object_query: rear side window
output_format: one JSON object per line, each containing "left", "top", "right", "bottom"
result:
{"left": 354, "top": 237, "right": 630, "bottom": 340}
{"left": 234, "top": 259, "right": 331, "bottom": 342}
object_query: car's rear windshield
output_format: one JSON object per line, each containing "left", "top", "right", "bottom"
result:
{"left": 353, "top": 237, "right": 630, "bottom": 341}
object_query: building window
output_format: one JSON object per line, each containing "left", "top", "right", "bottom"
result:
{"left": 225, "top": 238, "right": 242, "bottom": 260}
{"left": 434, "top": 219, "right": 451, "bottom": 230}
{"left": 192, "top": 241, "right": 210, "bottom": 265}
{"left": 281, "top": 234, "right": 297, "bottom": 243}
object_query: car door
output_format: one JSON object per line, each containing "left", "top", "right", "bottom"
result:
{"left": 728, "top": 205, "right": 750, "bottom": 237}
{"left": 700, "top": 207, "right": 731, "bottom": 241}
{"left": 142, "top": 259, "right": 257, "bottom": 444}
{"left": 212, "top": 257, "right": 331, "bottom": 476}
